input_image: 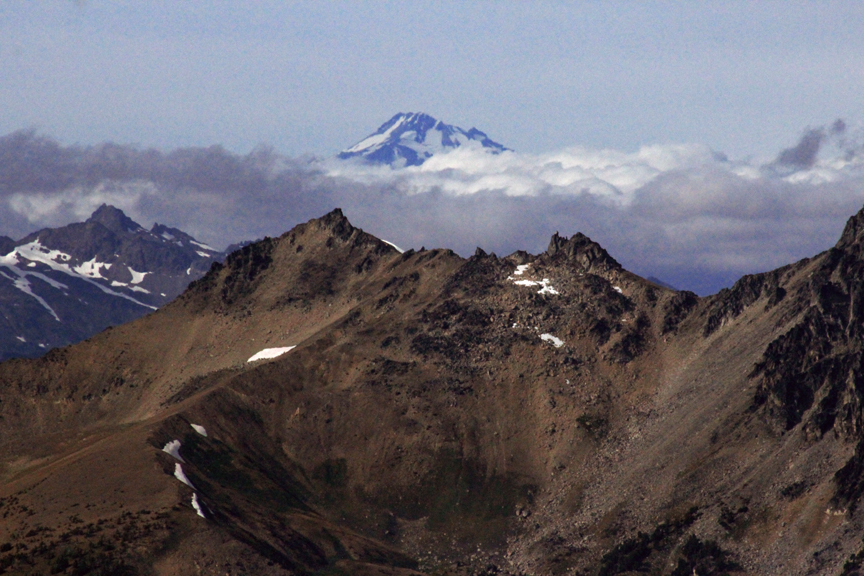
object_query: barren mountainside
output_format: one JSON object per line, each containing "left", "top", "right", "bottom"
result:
{"left": 4, "top": 207, "right": 864, "bottom": 574}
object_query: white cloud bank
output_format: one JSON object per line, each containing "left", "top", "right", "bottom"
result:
{"left": 3, "top": 123, "right": 864, "bottom": 295}
{"left": 319, "top": 123, "right": 864, "bottom": 294}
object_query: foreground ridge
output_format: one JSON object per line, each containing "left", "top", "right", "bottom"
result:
{"left": 4, "top": 206, "right": 864, "bottom": 574}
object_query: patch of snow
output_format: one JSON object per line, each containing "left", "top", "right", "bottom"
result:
{"left": 248, "top": 346, "right": 296, "bottom": 362}
{"left": 540, "top": 333, "right": 565, "bottom": 348}
{"left": 191, "top": 424, "right": 208, "bottom": 437}
{"left": 162, "top": 440, "right": 185, "bottom": 462}
{"left": 160, "top": 292, "right": 166, "bottom": 297}
{"left": 512, "top": 264, "right": 530, "bottom": 276}
{"left": 128, "top": 267, "right": 148, "bottom": 284}
{"left": 16, "top": 336, "right": 25, "bottom": 342}
{"left": 191, "top": 493, "right": 206, "bottom": 518}
{"left": 38, "top": 343, "right": 46, "bottom": 348}
{"left": 344, "top": 116, "right": 407, "bottom": 153}
{"left": 190, "top": 240, "right": 216, "bottom": 251}
{"left": 26, "top": 262, "right": 36, "bottom": 268}
{"left": 161, "top": 231, "right": 175, "bottom": 241}
{"left": 174, "top": 463, "right": 195, "bottom": 489}
{"left": 614, "top": 286, "right": 623, "bottom": 293}
{"left": 73, "top": 258, "right": 112, "bottom": 279}
{"left": 15, "top": 277, "right": 62, "bottom": 319}
{"left": 512, "top": 323, "right": 518, "bottom": 328}
{"left": 512, "top": 277, "right": 559, "bottom": 295}
{"left": 382, "top": 240, "right": 405, "bottom": 253}
{"left": 127, "top": 285, "right": 150, "bottom": 294}
{"left": 12, "top": 240, "right": 72, "bottom": 266}
{"left": 111, "top": 281, "right": 127, "bottom": 287}
{"left": 186, "top": 267, "right": 192, "bottom": 275}
{"left": 0, "top": 240, "right": 155, "bottom": 310}
{"left": 195, "top": 251, "right": 211, "bottom": 258}
{"left": 0, "top": 266, "right": 62, "bottom": 321}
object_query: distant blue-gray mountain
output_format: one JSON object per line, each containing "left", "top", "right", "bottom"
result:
{"left": 0, "top": 205, "right": 224, "bottom": 361}
{"left": 338, "top": 112, "right": 509, "bottom": 167}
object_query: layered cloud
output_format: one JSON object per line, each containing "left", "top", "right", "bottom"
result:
{"left": 3, "top": 124, "right": 864, "bottom": 295}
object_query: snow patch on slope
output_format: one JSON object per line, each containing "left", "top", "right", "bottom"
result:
{"left": 540, "top": 334, "right": 565, "bottom": 348}
{"left": 382, "top": 240, "right": 405, "bottom": 253}
{"left": 162, "top": 440, "right": 184, "bottom": 462}
{"left": 1, "top": 239, "right": 156, "bottom": 310}
{"left": 174, "top": 463, "right": 195, "bottom": 489}
{"left": 128, "top": 267, "right": 148, "bottom": 284}
{"left": 190, "top": 240, "right": 216, "bottom": 251}
{"left": 74, "top": 258, "right": 112, "bottom": 279}
{"left": 0, "top": 262, "right": 64, "bottom": 321}
{"left": 191, "top": 493, "right": 206, "bottom": 518}
{"left": 248, "top": 346, "right": 296, "bottom": 362}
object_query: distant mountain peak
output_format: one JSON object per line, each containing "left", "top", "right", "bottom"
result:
{"left": 0, "top": 205, "right": 226, "bottom": 361}
{"left": 338, "top": 112, "right": 509, "bottom": 167}
{"left": 86, "top": 204, "right": 143, "bottom": 234}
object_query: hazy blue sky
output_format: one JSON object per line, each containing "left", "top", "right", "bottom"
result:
{"left": 4, "top": 2, "right": 864, "bottom": 295}
{"left": 3, "top": 1, "right": 864, "bottom": 158}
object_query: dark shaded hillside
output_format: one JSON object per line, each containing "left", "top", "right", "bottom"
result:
{"left": 4, "top": 207, "right": 864, "bottom": 574}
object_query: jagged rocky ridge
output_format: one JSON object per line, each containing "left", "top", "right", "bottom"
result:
{"left": 0, "top": 204, "right": 223, "bottom": 361}
{"left": 4, "top": 207, "right": 864, "bottom": 574}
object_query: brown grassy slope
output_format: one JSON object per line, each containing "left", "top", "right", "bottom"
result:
{"left": 4, "top": 208, "right": 864, "bottom": 575}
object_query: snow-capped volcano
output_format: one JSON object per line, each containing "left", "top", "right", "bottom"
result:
{"left": 338, "top": 112, "right": 509, "bottom": 167}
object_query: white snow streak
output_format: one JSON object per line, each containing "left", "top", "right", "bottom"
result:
{"left": 128, "top": 267, "right": 148, "bottom": 284}
{"left": 191, "top": 424, "right": 208, "bottom": 437}
{"left": 0, "top": 265, "right": 62, "bottom": 321}
{"left": 191, "top": 493, "right": 206, "bottom": 518}
{"left": 511, "top": 278, "right": 559, "bottom": 295}
{"left": 190, "top": 240, "right": 216, "bottom": 251}
{"left": 248, "top": 346, "right": 296, "bottom": 362}
{"left": 174, "top": 463, "right": 195, "bottom": 489}
{"left": 162, "top": 440, "right": 184, "bottom": 462}
{"left": 0, "top": 240, "right": 155, "bottom": 310}
{"left": 506, "top": 264, "right": 558, "bottom": 294}
{"left": 73, "top": 258, "right": 112, "bottom": 279}
{"left": 344, "top": 117, "right": 406, "bottom": 153}
{"left": 382, "top": 240, "right": 405, "bottom": 253}
{"left": 540, "top": 334, "right": 565, "bottom": 348}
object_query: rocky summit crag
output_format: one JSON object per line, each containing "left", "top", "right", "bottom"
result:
{"left": 0, "top": 205, "right": 223, "bottom": 361}
{"left": 5, "top": 207, "right": 864, "bottom": 574}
